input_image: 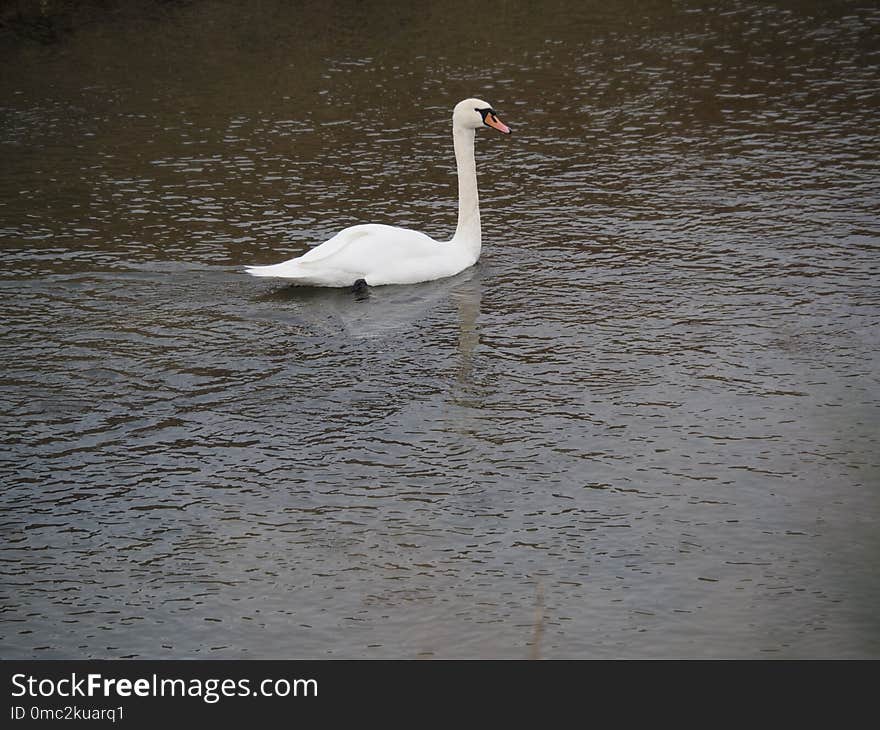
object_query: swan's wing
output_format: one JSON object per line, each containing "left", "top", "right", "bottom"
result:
{"left": 296, "top": 225, "right": 374, "bottom": 264}
{"left": 296, "top": 224, "right": 443, "bottom": 272}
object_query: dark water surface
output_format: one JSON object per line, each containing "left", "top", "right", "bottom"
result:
{"left": 1, "top": 0, "right": 879, "bottom": 658}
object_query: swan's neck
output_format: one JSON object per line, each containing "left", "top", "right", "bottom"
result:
{"left": 451, "top": 126, "right": 480, "bottom": 259}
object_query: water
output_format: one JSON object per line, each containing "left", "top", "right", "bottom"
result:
{"left": 1, "top": 0, "right": 878, "bottom": 658}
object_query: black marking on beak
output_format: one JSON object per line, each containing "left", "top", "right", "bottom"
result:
{"left": 476, "top": 107, "right": 497, "bottom": 123}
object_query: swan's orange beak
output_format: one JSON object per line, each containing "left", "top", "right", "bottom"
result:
{"left": 485, "top": 113, "right": 511, "bottom": 135}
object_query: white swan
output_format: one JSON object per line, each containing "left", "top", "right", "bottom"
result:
{"left": 245, "top": 98, "right": 511, "bottom": 287}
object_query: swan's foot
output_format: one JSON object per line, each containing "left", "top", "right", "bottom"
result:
{"left": 352, "top": 278, "right": 369, "bottom": 294}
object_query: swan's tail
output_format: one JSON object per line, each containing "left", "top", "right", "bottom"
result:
{"left": 244, "top": 260, "right": 338, "bottom": 286}
{"left": 244, "top": 261, "right": 306, "bottom": 278}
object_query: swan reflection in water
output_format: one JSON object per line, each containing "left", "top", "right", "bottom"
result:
{"left": 255, "top": 268, "right": 484, "bottom": 428}
{"left": 258, "top": 266, "right": 483, "bottom": 389}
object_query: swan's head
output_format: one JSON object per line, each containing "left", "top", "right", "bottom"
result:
{"left": 453, "top": 98, "right": 511, "bottom": 135}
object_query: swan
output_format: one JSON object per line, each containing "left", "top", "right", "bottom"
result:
{"left": 244, "top": 98, "right": 511, "bottom": 287}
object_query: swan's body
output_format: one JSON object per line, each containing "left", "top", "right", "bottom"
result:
{"left": 245, "top": 98, "right": 510, "bottom": 287}
{"left": 246, "top": 223, "right": 474, "bottom": 287}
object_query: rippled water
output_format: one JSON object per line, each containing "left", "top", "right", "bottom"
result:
{"left": 1, "top": 0, "right": 879, "bottom": 658}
